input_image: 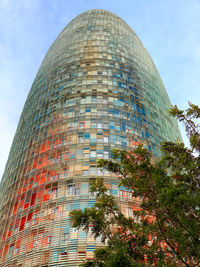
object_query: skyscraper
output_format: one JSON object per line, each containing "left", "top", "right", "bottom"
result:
{"left": 0, "top": 9, "right": 181, "bottom": 267}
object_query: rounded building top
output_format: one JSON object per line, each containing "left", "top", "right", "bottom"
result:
{"left": 37, "top": 9, "right": 149, "bottom": 79}
{"left": 1, "top": 9, "right": 182, "bottom": 188}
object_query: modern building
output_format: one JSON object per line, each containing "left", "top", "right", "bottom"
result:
{"left": 0, "top": 9, "right": 181, "bottom": 267}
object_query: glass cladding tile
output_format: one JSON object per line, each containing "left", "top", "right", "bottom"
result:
{"left": 0, "top": 9, "right": 181, "bottom": 266}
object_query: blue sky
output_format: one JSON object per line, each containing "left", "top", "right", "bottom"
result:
{"left": 0, "top": 0, "right": 200, "bottom": 179}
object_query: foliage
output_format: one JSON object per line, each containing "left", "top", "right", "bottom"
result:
{"left": 70, "top": 103, "right": 200, "bottom": 267}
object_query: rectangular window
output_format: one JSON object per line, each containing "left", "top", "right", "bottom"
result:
{"left": 62, "top": 233, "right": 69, "bottom": 243}
{"left": 104, "top": 136, "right": 108, "bottom": 143}
{"left": 83, "top": 170, "right": 89, "bottom": 176}
{"left": 97, "top": 123, "right": 102, "bottom": 129}
{"left": 79, "top": 122, "right": 84, "bottom": 129}
{"left": 104, "top": 151, "right": 109, "bottom": 159}
{"left": 68, "top": 184, "right": 75, "bottom": 195}
{"left": 90, "top": 151, "right": 96, "bottom": 158}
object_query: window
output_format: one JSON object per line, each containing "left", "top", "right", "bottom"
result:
{"left": 104, "top": 151, "right": 109, "bottom": 159}
{"left": 104, "top": 136, "right": 108, "bottom": 143}
{"left": 79, "top": 122, "right": 84, "bottom": 129}
{"left": 33, "top": 241, "right": 38, "bottom": 247}
{"left": 25, "top": 222, "right": 30, "bottom": 228}
{"left": 47, "top": 236, "right": 52, "bottom": 243}
{"left": 89, "top": 167, "right": 96, "bottom": 175}
{"left": 62, "top": 233, "right": 69, "bottom": 243}
{"left": 83, "top": 170, "right": 89, "bottom": 176}
{"left": 90, "top": 151, "right": 96, "bottom": 158}
{"left": 97, "top": 123, "right": 102, "bottom": 129}
{"left": 128, "top": 208, "right": 133, "bottom": 217}
{"left": 68, "top": 184, "right": 75, "bottom": 195}
{"left": 103, "top": 123, "right": 108, "bottom": 129}
{"left": 14, "top": 248, "right": 19, "bottom": 255}
{"left": 91, "top": 122, "right": 96, "bottom": 128}
{"left": 97, "top": 152, "right": 103, "bottom": 158}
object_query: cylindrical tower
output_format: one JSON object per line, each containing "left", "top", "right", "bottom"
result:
{"left": 0, "top": 9, "right": 181, "bottom": 266}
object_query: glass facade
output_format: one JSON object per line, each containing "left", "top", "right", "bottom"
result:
{"left": 0, "top": 9, "right": 181, "bottom": 266}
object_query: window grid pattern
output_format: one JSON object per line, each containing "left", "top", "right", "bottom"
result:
{"left": 0, "top": 9, "right": 181, "bottom": 267}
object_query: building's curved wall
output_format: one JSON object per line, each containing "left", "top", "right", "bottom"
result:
{"left": 0, "top": 9, "right": 181, "bottom": 266}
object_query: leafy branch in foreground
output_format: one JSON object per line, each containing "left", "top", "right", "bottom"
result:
{"left": 70, "top": 176, "right": 167, "bottom": 267}
{"left": 70, "top": 103, "right": 200, "bottom": 267}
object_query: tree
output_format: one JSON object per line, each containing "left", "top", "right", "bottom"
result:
{"left": 70, "top": 103, "right": 200, "bottom": 267}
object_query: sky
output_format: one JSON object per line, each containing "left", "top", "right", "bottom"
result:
{"left": 0, "top": 0, "right": 200, "bottom": 179}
